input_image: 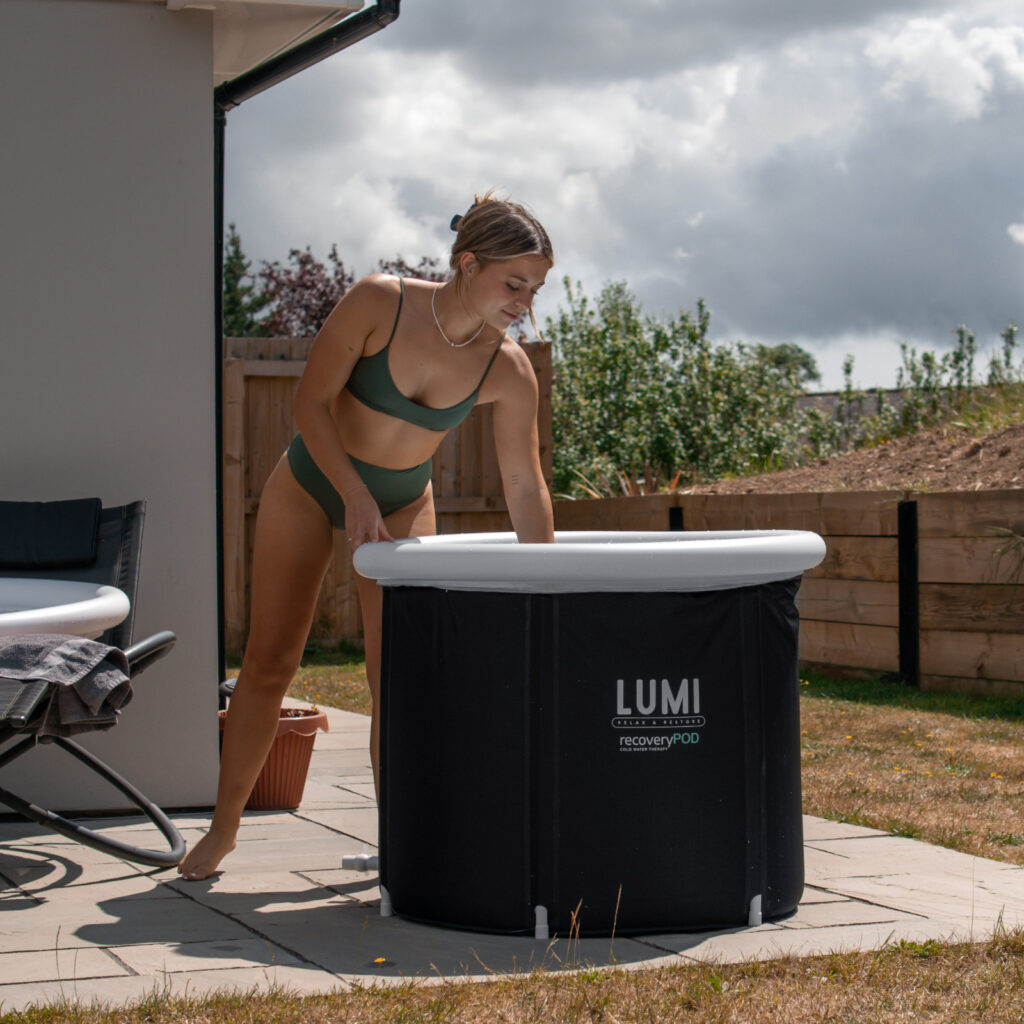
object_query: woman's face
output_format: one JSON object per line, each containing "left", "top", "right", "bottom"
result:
{"left": 462, "top": 253, "right": 552, "bottom": 329}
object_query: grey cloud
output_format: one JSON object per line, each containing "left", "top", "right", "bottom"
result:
{"left": 678, "top": 95, "right": 1024, "bottom": 347}
{"left": 386, "top": 0, "right": 941, "bottom": 84}
{"left": 223, "top": 0, "right": 1024, "bottom": 386}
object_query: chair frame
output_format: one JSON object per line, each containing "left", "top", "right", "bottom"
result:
{"left": 0, "top": 500, "right": 185, "bottom": 867}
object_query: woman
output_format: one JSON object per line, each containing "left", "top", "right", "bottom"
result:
{"left": 178, "top": 194, "right": 554, "bottom": 880}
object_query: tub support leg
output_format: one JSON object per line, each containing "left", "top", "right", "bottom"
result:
{"left": 342, "top": 853, "right": 380, "bottom": 872}
{"left": 748, "top": 894, "right": 763, "bottom": 927}
{"left": 534, "top": 904, "right": 549, "bottom": 940}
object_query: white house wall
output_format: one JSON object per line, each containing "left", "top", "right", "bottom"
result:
{"left": 0, "top": 0, "right": 220, "bottom": 810}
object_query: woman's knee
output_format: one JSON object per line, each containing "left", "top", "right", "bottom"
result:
{"left": 238, "top": 643, "right": 302, "bottom": 697}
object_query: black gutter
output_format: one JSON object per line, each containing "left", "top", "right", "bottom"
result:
{"left": 212, "top": 1, "right": 401, "bottom": 690}
{"left": 215, "top": 0, "right": 400, "bottom": 112}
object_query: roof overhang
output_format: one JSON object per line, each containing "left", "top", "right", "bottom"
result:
{"left": 165, "top": 0, "right": 363, "bottom": 85}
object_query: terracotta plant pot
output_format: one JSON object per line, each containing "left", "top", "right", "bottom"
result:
{"left": 219, "top": 706, "right": 329, "bottom": 811}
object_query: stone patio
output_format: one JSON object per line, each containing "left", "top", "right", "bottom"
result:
{"left": 2, "top": 705, "right": 1023, "bottom": 1012}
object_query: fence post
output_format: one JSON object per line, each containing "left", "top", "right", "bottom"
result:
{"left": 897, "top": 500, "right": 920, "bottom": 686}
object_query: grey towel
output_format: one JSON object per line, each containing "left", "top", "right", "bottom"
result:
{"left": 0, "top": 634, "right": 132, "bottom": 737}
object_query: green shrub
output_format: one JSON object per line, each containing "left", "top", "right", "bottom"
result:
{"left": 548, "top": 279, "right": 1020, "bottom": 494}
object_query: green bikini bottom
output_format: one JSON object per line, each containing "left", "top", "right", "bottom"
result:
{"left": 286, "top": 434, "right": 432, "bottom": 530}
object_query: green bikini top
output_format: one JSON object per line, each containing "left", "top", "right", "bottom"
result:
{"left": 345, "top": 279, "right": 503, "bottom": 432}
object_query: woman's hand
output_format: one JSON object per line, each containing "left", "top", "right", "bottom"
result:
{"left": 343, "top": 487, "right": 395, "bottom": 550}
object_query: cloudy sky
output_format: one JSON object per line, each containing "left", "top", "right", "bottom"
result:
{"left": 224, "top": 0, "right": 1024, "bottom": 390}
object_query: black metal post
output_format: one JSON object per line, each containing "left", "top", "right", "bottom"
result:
{"left": 214, "top": 105, "right": 226, "bottom": 697}
{"left": 897, "top": 500, "right": 920, "bottom": 686}
{"left": 668, "top": 506, "right": 684, "bottom": 531}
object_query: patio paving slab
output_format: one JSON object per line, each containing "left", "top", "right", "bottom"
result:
{"left": 111, "top": 937, "right": 306, "bottom": 975}
{"left": 296, "top": 806, "right": 379, "bottom": 845}
{"left": 0, "top": 963, "right": 346, "bottom": 1014}
{"left": 0, "top": 947, "right": 130, "bottom": 986}
{"left": 1, "top": 704, "right": 1023, "bottom": 1011}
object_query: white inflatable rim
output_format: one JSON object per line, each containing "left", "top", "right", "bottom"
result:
{"left": 354, "top": 530, "right": 826, "bottom": 593}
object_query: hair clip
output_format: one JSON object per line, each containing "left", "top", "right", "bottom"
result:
{"left": 450, "top": 214, "right": 462, "bottom": 232}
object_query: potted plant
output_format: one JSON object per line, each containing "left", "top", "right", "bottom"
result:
{"left": 218, "top": 704, "right": 329, "bottom": 810}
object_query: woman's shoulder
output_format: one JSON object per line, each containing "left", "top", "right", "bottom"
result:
{"left": 482, "top": 333, "right": 538, "bottom": 400}
{"left": 349, "top": 273, "right": 445, "bottom": 309}
{"left": 347, "top": 273, "right": 402, "bottom": 303}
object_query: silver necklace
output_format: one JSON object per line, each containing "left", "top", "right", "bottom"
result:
{"left": 431, "top": 286, "right": 485, "bottom": 348}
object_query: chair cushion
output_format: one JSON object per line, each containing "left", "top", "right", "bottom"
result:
{"left": 0, "top": 499, "right": 101, "bottom": 569}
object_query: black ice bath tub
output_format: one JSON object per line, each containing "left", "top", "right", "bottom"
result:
{"left": 354, "top": 529, "right": 826, "bottom": 937}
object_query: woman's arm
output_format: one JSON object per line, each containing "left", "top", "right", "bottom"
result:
{"left": 490, "top": 344, "right": 555, "bottom": 543}
{"left": 292, "top": 275, "right": 398, "bottom": 544}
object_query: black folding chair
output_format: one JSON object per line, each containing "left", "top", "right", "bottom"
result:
{"left": 0, "top": 498, "right": 185, "bottom": 867}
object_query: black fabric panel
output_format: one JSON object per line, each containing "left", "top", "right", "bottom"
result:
{"left": 380, "top": 587, "right": 532, "bottom": 932}
{"left": 380, "top": 579, "right": 805, "bottom": 936}
{"left": 0, "top": 499, "right": 100, "bottom": 569}
{"left": 759, "top": 577, "right": 805, "bottom": 918}
{"left": 545, "top": 590, "right": 751, "bottom": 934}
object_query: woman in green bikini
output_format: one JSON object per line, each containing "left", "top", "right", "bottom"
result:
{"left": 178, "top": 194, "right": 554, "bottom": 880}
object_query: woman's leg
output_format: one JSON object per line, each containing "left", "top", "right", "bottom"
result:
{"left": 178, "top": 455, "right": 335, "bottom": 880}
{"left": 354, "top": 482, "right": 436, "bottom": 799}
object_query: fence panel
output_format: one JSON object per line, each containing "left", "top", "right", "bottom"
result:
{"left": 915, "top": 490, "right": 1024, "bottom": 694}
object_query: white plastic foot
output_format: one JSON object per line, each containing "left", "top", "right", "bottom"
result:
{"left": 748, "top": 893, "right": 763, "bottom": 927}
{"left": 534, "top": 904, "right": 549, "bottom": 940}
{"left": 341, "top": 853, "right": 380, "bottom": 872}
{"left": 380, "top": 884, "right": 393, "bottom": 917}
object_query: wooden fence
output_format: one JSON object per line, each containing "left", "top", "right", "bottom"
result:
{"left": 554, "top": 490, "right": 1024, "bottom": 697}
{"left": 223, "top": 337, "right": 1023, "bottom": 695}
{"left": 222, "top": 337, "right": 552, "bottom": 652}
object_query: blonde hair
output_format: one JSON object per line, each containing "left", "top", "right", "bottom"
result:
{"left": 450, "top": 192, "right": 553, "bottom": 338}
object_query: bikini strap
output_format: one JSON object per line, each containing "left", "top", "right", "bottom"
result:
{"left": 473, "top": 333, "right": 505, "bottom": 392}
{"left": 382, "top": 278, "right": 404, "bottom": 349}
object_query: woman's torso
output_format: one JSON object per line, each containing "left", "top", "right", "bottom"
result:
{"left": 330, "top": 277, "right": 506, "bottom": 470}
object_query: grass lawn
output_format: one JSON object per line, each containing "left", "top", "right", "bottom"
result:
{"left": 29, "top": 656, "right": 1020, "bottom": 1024}
{"left": 9, "top": 931, "right": 1024, "bottom": 1023}
{"left": 799, "top": 670, "right": 1024, "bottom": 866}
{"left": 287, "top": 642, "right": 373, "bottom": 716}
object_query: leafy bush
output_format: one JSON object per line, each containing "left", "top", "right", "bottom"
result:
{"left": 548, "top": 279, "right": 1021, "bottom": 495}
{"left": 549, "top": 280, "right": 814, "bottom": 495}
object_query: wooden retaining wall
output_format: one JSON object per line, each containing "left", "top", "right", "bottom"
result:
{"left": 553, "top": 490, "right": 1024, "bottom": 696}
{"left": 222, "top": 337, "right": 552, "bottom": 652}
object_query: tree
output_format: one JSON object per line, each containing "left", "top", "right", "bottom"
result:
{"left": 548, "top": 281, "right": 812, "bottom": 494}
{"left": 222, "top": 224, "right": 268, "bottom": 337}
{"left": 549, "top": 280, "right": 686, "bottom": 494}
{"left": 753, "top": 342, "right": 821, "bottom": 387}
{"left": 375, "top": 254, "right": 448, "bottom": 282}
{"left": 257, "top": 245, "right": 355, "bottom": 338}
{"left": 253, "top": 249, "right": 450, "bottom": 338}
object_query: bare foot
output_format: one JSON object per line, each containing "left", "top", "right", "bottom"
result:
{"left": 177, "top": 827, "right": 237, "bottom": 881}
